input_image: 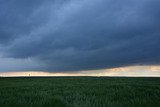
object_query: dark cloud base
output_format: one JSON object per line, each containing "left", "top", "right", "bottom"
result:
{"left": 0, "top": 0, "right": 160, "bottom": 72}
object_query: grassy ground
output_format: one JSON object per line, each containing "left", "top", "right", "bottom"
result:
{"left": 0, "top": 77, "right": 160, "bottom": 107}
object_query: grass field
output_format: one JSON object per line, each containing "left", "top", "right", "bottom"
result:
{"left": 0, "top": 77, "right": 160, "bottom": 107}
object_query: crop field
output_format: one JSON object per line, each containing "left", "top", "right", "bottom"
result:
{"left": 0, "top": 77, "right": 160, "bottom": 107}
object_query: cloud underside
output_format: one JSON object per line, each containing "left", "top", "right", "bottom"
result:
{"left": 0, "top": 0, "right": 160, "bottom": 72}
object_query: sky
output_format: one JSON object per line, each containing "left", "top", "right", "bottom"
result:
{"left": 0, "top": 0, "right": 160, "bottom": 76}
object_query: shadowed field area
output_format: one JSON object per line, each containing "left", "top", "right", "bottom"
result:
{"left": 0, "top": 77, "right": 160, "bottom": 107}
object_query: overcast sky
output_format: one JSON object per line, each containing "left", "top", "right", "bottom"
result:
{"left": 0, "top": 0, "right": 160, "bottom": 73}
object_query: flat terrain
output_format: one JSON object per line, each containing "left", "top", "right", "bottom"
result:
{"left": 0, "top": 77, "right": 160, "bottom": 107}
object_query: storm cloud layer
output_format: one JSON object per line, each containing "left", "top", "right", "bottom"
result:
{"left": 0, "top": 0, "right": 160, "bottom": 72}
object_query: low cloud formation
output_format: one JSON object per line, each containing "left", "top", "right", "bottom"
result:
{"left": 0, "top": 0, "right": 160, "bottom": 72}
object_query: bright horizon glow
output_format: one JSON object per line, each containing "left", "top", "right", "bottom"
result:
{"left": 0, "top": 65, "right": 160, "bottom": 77}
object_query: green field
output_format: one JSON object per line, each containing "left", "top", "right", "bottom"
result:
{"left": 0, "top": 77, "right": 160, "bottom": 107}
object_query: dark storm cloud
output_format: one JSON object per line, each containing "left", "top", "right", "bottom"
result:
{"left": 0, "top": 0, "right": 160, "bottom": 72}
